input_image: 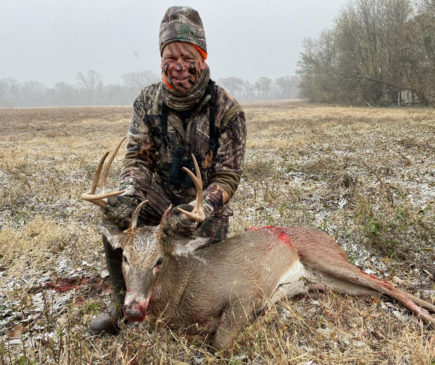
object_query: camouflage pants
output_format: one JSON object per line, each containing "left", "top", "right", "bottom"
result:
{"left": 132, "top": 176, "right": 231, "bottom": 244}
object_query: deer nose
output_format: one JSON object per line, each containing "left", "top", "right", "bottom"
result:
{"left": 124, "top": 301, "right": 147, "bottom": 322}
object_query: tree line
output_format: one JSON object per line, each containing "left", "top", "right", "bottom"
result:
{"left": 297, "top": 0, "right": 434, "bottom": 106}
{"left": 0, "top": 70, "right": 160, "bottom": 107}
{"left": 0, "top": 70, "right": 300, "bottom": 107}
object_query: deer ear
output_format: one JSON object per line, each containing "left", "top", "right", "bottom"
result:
{"left": 99, "top": 224, "right": 127, "bottom": 249}
{"left": 172, "top": 237, "right": 211, "bottom": 256}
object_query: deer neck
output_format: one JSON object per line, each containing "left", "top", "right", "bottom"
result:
{"left": 148, "top": 255, "right": 192, "bottom": 318}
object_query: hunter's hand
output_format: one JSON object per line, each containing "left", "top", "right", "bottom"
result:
{"left": 104, "top": 195, "right": 140, "bottom": 229}
{"left": 186, "top": 198, "right": 214, "bottom": 220}
{"left": 170, "top": 204, "right": 199, "bottom": 234}
{"left": 202, "top": 199, "right": 214, "bottom": 219}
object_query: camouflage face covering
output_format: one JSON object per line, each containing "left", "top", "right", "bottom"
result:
{"left": 161, "top": 63, "right": 210, "bottom": 111}
{"left": 159, "top": 6, "right": 207, "bottom": 56}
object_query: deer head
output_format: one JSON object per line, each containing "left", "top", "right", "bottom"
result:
{"left": 119, "top": 202, "right": 163, "bottom": 321}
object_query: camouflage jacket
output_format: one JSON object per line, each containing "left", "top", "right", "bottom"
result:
{"left": 120, "top": 81, "right": 247, "bottom": 211}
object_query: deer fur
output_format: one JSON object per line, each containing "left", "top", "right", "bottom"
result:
{"left": 106, "top": 206, "right": 434, "bottom": 350}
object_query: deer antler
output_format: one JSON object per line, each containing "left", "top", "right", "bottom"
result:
{"left": 81, "top": 137, "right": 127, "bottom": 208}
{"left": 129, "top": 200, "right": 148, "bottom": 230}
{"left": 177, "top": 155, "right": 205, "bottom": 222}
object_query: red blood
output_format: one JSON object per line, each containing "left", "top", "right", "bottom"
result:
{"left": 44, "top": 277, "right": 91, "bottom": 292}
{"left": 250, "top": 226, "right": 293, "bottom": 248}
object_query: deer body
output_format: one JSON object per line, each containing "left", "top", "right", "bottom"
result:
{"left": 125, "top": 229, "right": 304, "bottom": 320}
{"left": 82, "top": 140, "right": 434, "bottom": 350}
{"left": 121, "top": 224, "right": 434, "bottom": 350}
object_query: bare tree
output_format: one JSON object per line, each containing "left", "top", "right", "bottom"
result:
{"left": 52, "top": 82, "right": 78, "bottom": 106}
{"left": 21, "top": 81, "right": 47, "bottom": 106}
{"left": 217, "top": 77, "right": 252, "bottom": 100}
{"left": 76, "top": 69, "right": 102, "bottom": 104}
{"left": 417, "top": 0, "right": 435, "bottom": 15}
{"left": 0, "top": 78, "right": 19, "bottom": 106}
{"left": 275, "top": 75, "right": 300, "bottom": 99}
{"left": 121, "top": 71, "right": 159, "bottom": 91}
{"left": 298, "top": 0, "right": 433, "bottom": 105}
{"left": 297, "top": 30, "right": 341, "bottom": 103}
{"left": 399, "top": 2, "right": 434, "bottom": 105}
{"left": 254, "top": 77, "right": 273, "bottom": 99}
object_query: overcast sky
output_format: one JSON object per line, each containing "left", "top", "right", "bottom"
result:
{"left": 1, "top": 0, "right": 350, "bottom": 86}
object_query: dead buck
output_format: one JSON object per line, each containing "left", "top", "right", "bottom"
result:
{"left": 82, "top": 139, "right": 434, "bottom": 350}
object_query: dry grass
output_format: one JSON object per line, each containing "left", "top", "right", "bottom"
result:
{"left": 0, "top": 103, "right": 434, "bottom": 364}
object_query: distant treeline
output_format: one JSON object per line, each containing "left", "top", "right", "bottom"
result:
{"left": 0, "top": 70, "right": 300, "bottom": 107}
{"left": 297, "top": 0, "right": 434, "bottom": 106}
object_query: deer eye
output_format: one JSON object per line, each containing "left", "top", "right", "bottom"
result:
{"left": 123, "top": 255, "right": 129, "bottom": 265}
{"left": 155, "top": 258, "right": 163, "bottom": 267}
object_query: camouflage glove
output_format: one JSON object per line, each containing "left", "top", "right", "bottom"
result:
{"left": 171, "top": 195, "right": 218, "bottom": 235}
{"left": 202, "top": 199, "right": 215, "bottom": 220}
{"left": 202, "top": 185, "right": 225, "bottom": 219}
{"left": 103, "top": 195, "right": 140, "bottom": 229}
{"left": 184, "top": 198, "right": 215, "bottom": 221}
{"left": 171, "top": 204, "right": 199, "bottom": 235}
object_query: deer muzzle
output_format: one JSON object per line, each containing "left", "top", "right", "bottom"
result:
{"left": 124, "top": 295, "right": 149, "bottom": 322}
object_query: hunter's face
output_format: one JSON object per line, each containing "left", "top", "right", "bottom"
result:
{"left": 161, "top": 42, "right": 206, "bottom": 94}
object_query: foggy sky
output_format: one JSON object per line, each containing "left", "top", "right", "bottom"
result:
{"left": 1, "top": 0, "right": 349, "bottom": 86}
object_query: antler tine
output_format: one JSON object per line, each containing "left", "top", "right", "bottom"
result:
{"left": 178, "top": 155, "right": 205, "bottom": 222}
{"left": 89, "top": 151, "right": 110, "bottom": 195}
{"left": 81, "top": 151, "right": 110, "bottom": 207}
{"left": 130, "top": 200, "right": 148, "bottom": 230}
{"left": 81, "top": 137, "right": 127, "bottom": 208}
{"left": 98, "top": 136, "right": 127, "bottom": 193}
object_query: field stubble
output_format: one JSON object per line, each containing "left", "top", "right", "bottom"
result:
{"left": 0, "top": 102, "right": 434, "bottom": 364}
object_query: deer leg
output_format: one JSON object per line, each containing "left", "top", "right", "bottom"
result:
{"left": 103, "top": 235, "right": 126, "bottom": 305}
{"left": 356, "top": 273, "right": 434, "bottom": 325}
{"left": 402, "top": 291, "right": 435, "bottom": 312}
{"left": 310, "top": 272, "right": 379, "bottom": 296}
{"left": 89, "top": 235, "right": 126, "bottom": 334}
{"left": 212, "top": 300, "right": 256, "bottom": 350}
{"left": 311, "top": 264, "right": 434, "bottom": 325}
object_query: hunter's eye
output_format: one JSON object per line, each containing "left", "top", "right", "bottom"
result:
{"left": 155, "top": 258, "right": 163, "bottom": 267}
{"left": 123, "top": 255, "right": 129, "bottom": 265}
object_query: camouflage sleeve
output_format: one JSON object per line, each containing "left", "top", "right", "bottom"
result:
{"left": 205, "top": 108, "right": 247, "bottom": 201}
{"left": 120, "top": 98, "right": 156, "bottom": 201}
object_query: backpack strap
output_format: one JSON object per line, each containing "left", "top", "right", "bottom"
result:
{"left": 160, "top": 102, "right": 170, "bottom": 149}
{"left": 207, "top": 80, "right": 219, "bottom": 157}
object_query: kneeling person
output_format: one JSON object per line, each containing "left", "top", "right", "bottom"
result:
{"left": 90, "top": 6, "right": 247, "bottom": 334}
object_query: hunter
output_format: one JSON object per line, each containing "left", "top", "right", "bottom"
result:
{"left": 90, "top": 6, "right": 247, "bottom": 334}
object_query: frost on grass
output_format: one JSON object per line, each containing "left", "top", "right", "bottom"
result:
{"left": 0, "top": 104, "right": 433, "bottom": 364}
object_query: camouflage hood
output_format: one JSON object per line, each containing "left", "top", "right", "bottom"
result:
{"left": 159, "top": 6, "right": 207, "bottom": 57}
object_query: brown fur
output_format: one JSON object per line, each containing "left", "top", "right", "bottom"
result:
{"left": 116, "top": 222, "right": 434, "bottom": 350}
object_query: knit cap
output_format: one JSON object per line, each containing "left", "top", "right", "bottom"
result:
{"left": 159, "top": 6, "right": 207, "bottom": 59}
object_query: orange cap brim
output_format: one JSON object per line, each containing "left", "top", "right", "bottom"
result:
{"left": 192, "top": 44, "right": 207, "bottom": 60}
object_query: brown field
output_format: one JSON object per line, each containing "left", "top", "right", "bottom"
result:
{"left": 0, "top": 102, "right": 434, "bottom": 364}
